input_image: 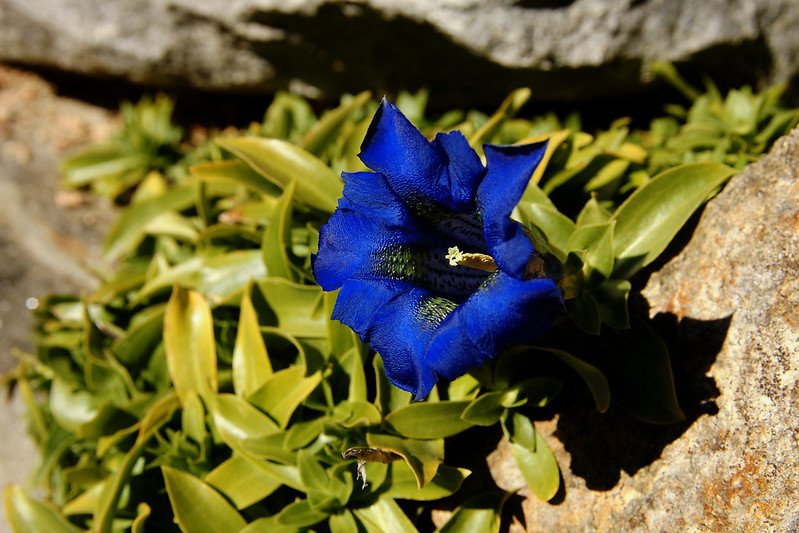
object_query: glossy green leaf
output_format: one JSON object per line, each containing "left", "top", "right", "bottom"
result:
{"left": 332, "top": 400, "right": 382, "bottom": 428}
{"left": 354, "top": 497, "right": 417, "bottom": 533}
{"left": 384, "top": 462, "right": 470, "bottom": 501}
{"left": 383, "top": 401, "right": 472, "bottom": 439}
{"left": 205, "top": 454, "right": 282, "bottom": 509}
{"left": 164, "top": 286, "right": 217, "bottom": 404}
{"left": 611, "top": 162, "right": 736, "bottom": 277}
{"left": 239, "top": 517, "right": 297, "bottom": 533}
{"left": 567, "top": 221, "right": 615, "bottom": 281}
{"left": 181, "top": 390, "right": 207, "bottom": 445}
{"left": 460, "top": 392, "right": 506, "bottom": 426}
{"left": 4, "top": 486, "right": 84, "bottom": 533}
{"left": 502, "top": 411, "right": 560, "bottom": 501}
{"left": 256, "top": 278, "right": 326, "bottom": 338}
{"left": 189, "top": 160, "right": 282, "bottom": 197}
{"left": 537, "top": 348, "right": 610, "bottom": 413}
{"left": 211, "top": 394, "right": 295, "bottom": 463}
{"left": 299, "top": 91, "right": 372, "bottom": 156}
{"left": 436, "top": 491, "right": 508, "bottom": 533}
{"left": 261, "top": 180, "right": 296, "bottom": 281}
{"left": 216, "top": 137, "right": 343, "bottom": 212}
{"left": 233, "top": 280, "right": 272, "bottom": 397}
{"left": 299, "top": 449, "right": 353, "bottom": 510}
{"left": 575, "top": 195, "right": 612, "bottom": 227}
{"left": 133, "top": 250, "right": 266, "bottom": 307}
{"left": 366, "top": 432, "right": 444, "bottom": 489}
{"left": 284, "top": 417, "right": 323, "bottom": 450}
{"left": 162, "top": 465, "right": 246, "bottom": 533}
{"left": 247, "top": 365, "right": 323, "bottom": 428}
{"left": 329, "top": 509, "right": 359, "bottom": 533}
{"left": 276, "top": 499, "right": 329, "bottom": 528}
{"left": 515, "top": 202, "right": 575, "bottom": 258}
{"left": 103, "top": 185, "right": 195, "bottom": 261}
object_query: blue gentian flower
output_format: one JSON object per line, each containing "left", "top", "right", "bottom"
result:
{"left": 312, "top": 99, "right": 565, "bottom": 400}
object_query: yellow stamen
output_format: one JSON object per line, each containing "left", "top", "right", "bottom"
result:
{"left": 445, "top": 246, "right": 498, "bottom": 273}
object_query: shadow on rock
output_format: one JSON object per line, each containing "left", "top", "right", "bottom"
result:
{"left": 553, "top": 314, "right": 730, "bottom": 492}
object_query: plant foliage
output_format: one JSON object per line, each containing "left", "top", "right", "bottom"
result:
{"left": 4, "top": 68, "right": 797, "bottom": 532}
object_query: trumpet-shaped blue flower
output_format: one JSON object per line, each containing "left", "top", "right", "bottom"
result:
{"left": 312, "top": 100, "right": 564, "bottom": 400}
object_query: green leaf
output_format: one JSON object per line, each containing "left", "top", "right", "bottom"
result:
{"left": 94, "top": 394, "right": 179, "bottom": 533}
{"left": 299, "top": 450, "right": 353, "bottom": 510}
{"left": 247, "top": 365, "right": 323, "bottom": 428}
{"left": 216, "top": 137, "right": 343, "bottom": 212}
{"left": 4, "top": 486, "right": 84, "bottom": 533}
{"left": 276, "top": 499, "right": 329, "bottom": 528}
{"left": 374, "top": 356, "right": 412, "bottom": 414}
{"left": 233, "top": 280, "right": 272, "bottom": 397}
{"left": 211, "top": 394, "right": 294, "bottom": 463}
{"left": 162, "top": 465, "right": 247, "bottom": 533}
{"left": 611, "top": 162, "right": 736, "bottom": 278}
{"left": 366, "top": 432, "right": 444, "bottom": 489}
{"left": 605, "top": 316, "right": 685, "bottom": 424}
{"left": 261, "top": 180, "right": 296, "bottom": 281}
{"left": 577, "top": 194, "right": 611, "bottom": 228}
{"left": 329, "top": 509, "right": 359, "bottom": 533}
{"left": 460, "top": 391, "right": 507, "bottom": 426}
{"left": 256, "top": 278, "right": 326, "bottom": 338}
{"left": 299, "top": 91, "right": 372, "bottom": 156}
{"left": 111, "top": 304, "right": 165, "bottom": 366}
{"left": 436, "top": 491, "right": 508, "bottom": 533}
{"left": 501, "top": 411, "right": 560, "bottom": 501}
{"left": 383, "top": 401, "right": 472, "bottom": 439}
{"left": 515, "top": 202, "right": 575, "bottom": 259}
{"left": 189, "top": 160, "right": 283, "bottom": 197}
{"left": 132, "top": 503, "right": 150, "bottom": 533}
{"left": 102, "top": 185, "right": 196, "bottom": 261}
{"left": 332, "top": 400, "right": 382, "bottom": 428}
{"left": 383, "top": 462, "right": 470, "bottom": 501}
{"left": 536, "top": 347, "right": 610, "bottom": 413}
{"left": 567, "top": 221, "right": 615, "bottom": 281}
{"left": 590, "top": 278, "right": 631, "bottom": 329}
{"left": 205, "top": 455, "right": 282, "bottom": 509}
{"left": 354, "top": 497, "right": 418, "bottom": 533}
{"left": 164, "top": 286, "right": 217, "bottom": 404}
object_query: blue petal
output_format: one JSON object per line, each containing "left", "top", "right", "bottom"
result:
{"left": 424, "top": 272, "right": 564, "bottom": 386}
{"left": 358, "top": 99, "right": 445, "bottom": 204}
{"left": 431, "top": 131, "right": 486, "bottom": 209}
{"left": 478, "top": 141, "right": 548, "bottom": 278}
{"left": 331, "top": 278, "right": 446, "bottom": 397}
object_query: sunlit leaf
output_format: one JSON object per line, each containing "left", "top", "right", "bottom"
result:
{"left": 164, "top": 286, "right": 217, "bottom": 404}
{"left": 162, "top": 465, "right": 247, "bottom": 533}
{"left": 612, "top": 162, "right": 736, "bottom": 278}
{"left": 383, "top": 401, "right": 472, "bottom": 440}
{"left": 501, "top": 411, "right": 560, "bottom": 501}
{"left": 4, "top": 486, "right": 83, "bottom": 533}
{"left": 216, "top": 137, "right": 343, "bottom": 212}
{"left": 436, "top": 491, "right": 508, "bottom": 533}
{"left": 233, "top": 280, "right": 272, "bottom": 397}
{"left": 366, "top": 432, "right": 444, "bottom": 489}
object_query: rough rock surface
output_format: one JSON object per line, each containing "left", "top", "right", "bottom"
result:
{"left": 488, "top": 128, "right": 799, "bottom": 531}
{"left": 0, "top": 65, "right": 118, "bottom": 533}
{"left": 1, "top": 0, "right": 797, "bottom": 106}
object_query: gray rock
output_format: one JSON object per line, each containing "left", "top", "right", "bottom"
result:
{"left": 487, "top": 128, "right": 799, "bottom": 531}
{"left": 1, "top": 0, "right": 797, "bottom": 106}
